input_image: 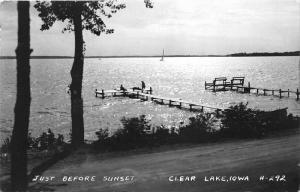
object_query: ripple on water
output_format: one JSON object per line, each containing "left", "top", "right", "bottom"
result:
{"left": 0, "top": 56, "right": 299, "bottom": 142}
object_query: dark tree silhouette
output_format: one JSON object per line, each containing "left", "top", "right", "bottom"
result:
{"left": 11, "top": 1, "right": 32, "bottom": 191}
{"left": 34, "top": 1, "right": 153, "bottom": 148}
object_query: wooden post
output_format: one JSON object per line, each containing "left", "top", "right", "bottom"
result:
{"left": 101, "top": 89, "right": 105, "bottom": 99}
{"left": 263, "top": 89, "right": 266, "bottom": 96}
{"left": 287, "top": 89, "right": 290, "bottom": 97}
{"left": 244, "top": 82, "right": 250, "bottom": 93}
{"left": 272, "top": 90, "right": 274, "bottom": 95}
{"left": 189, "top": 104, "right": 192, "bottom": 111}
{"left": 95, "top": 89, "right": 97, "bottom": 97}
{"left": 257, "top": 89, "right": 259, "bottom": 95}
{"left": 179, "top": 102, "right": 182, "bottom": 109}
{"left": 213, "top": 80, "right": 215, "bottom": 92}
{"left": 230, "top": 80, "right": 233, "bottom": 90}
{"left": 205, "top": 81, "right": 207, "bottom": 90}
{"left": 248, "top": 82, "right": 251, "bottom": 93}
{"left": 279, "top": 89, "right": 282, "bottom": 99}
{"left": 297, "top": 89, "right": 299, "bottom": 100}
{"left": 150, "top": 87, "right": 152, "bottom": 94}
{"left": 169, "top": 100, "right": 172, "bottom": 106}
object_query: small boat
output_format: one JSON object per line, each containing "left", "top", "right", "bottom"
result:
{"left": 160, "top": 49, "right": 164, "bottom": 61}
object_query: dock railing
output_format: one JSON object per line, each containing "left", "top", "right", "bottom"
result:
{"left": 205, "top": 77, "right": 299, "bottom": 100}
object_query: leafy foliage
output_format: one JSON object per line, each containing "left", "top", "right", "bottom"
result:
{"left": 113, "top": 115, "right": 150, "bottom": 148}
{"left": 95, "top": 128, "right": 109, "bottom": 141}
{"left": 179, "top": 113, "right": 217, "bottom": 142}
{"left": 92, "top": 104, "right": 299, "bottom": 152}
{"left": 0, "top": 138, "right": 11, "bottom": 154}
{"left": 220, "top": 102, "right": 299, "bottom": 138}
{"left": 1, "top": 129, "right": 66, "bottom": 154}
{"left": 118, "top": 115, "right": 150, "bottom": 138}
{"left": 220, "top": 102, "right": 263, "bottom": 138}
{"left": 34, "top": 0, "right": 153, "bottom": 35}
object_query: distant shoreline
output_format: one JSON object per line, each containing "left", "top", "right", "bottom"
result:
{"left": 1, "top": 51, "right": 299, "bottom": 59}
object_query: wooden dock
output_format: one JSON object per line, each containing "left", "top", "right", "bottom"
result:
{"left": 205, "top": 77, "right": 245, "bottom": 91}
{"left": 95, "top": 87, "right": 153, "bottom": 98}
{"left": 95, "top": 88, "right": 224, "bottom": 114}
{"left": 205, "top": 77, "right": 299, "bottom": 100}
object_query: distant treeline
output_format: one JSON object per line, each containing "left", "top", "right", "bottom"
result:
{"left": 227, "top": 51, "right": 300, "bottom": 57}
{"left": 0, "top": 55, "right": 224, "bottom": 59}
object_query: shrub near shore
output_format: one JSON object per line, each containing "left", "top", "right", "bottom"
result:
{"left": 0, "top": 129, "right": 66, "bottom": 156}
{"left": 93, "top": 103, "right": 299, "bottom": 151}
{"left": 220, "top": 103, "right": 299, "bottom": 138}
{"left": 1, "top": 103, "right": 299, "bottom": 155}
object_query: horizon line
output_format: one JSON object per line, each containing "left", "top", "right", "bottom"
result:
{"left": 0, "top": 51, "right": 299, "bottom": 59}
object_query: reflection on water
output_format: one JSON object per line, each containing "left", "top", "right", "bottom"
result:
{"left": 0, "top": 56, "right": 299, "bottom": 141}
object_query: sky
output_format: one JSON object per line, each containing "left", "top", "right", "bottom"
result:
{"left": 0, "top": 0, "right": 299, "bottom": 56}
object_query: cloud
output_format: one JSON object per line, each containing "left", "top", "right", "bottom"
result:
{"left": 0, "top": 0, "right": 299, "bottom": 56}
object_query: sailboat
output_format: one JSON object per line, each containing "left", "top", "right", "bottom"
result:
{"left": 160, "top": 49, "right": 164, "bottom": 61}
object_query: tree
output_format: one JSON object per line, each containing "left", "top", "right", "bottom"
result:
{"left": 34, "top": 0, "right": 153, "bottom": 148}
{"left": 11, "top": 1, "right": 32, "bottom": 191}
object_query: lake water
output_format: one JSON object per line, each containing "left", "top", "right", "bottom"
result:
{"left": 0, "top": 56, "right": 299, "bottom": 142}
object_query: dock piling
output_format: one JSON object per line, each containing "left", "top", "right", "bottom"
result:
{"left": 287, "top": 89, "right": 290, "bottom": 97}
{"left": 102, "top": 89, "right": 105, "bottom": 99}
{"left": 279, "top": 89, "right": 282, "bottom": 99}
{"left": 297, "top": 89, "right": 299, "bottom": 100}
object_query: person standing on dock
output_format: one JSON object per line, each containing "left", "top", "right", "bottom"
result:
{"left": 120, "top": 84, "right": 127, "bottom": 91}
{"left": 141, "top": 81, "right": 146, "bottom": 90}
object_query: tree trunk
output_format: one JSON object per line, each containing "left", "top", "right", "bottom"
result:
{"left": 11, "top": 1, "right": 31, "bottom": 191}
{"left": 70, "top": 2, "right": 84, "bottom": 148}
